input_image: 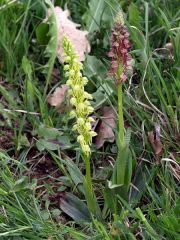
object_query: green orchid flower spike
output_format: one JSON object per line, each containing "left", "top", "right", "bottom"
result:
{"left": 62, "top": 34, "right": 101, "bottom": 220}
{"left": 62, "top": 34, "right": 97, "bottom": 156}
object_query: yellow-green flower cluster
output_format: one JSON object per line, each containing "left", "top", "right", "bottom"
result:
{"left": 62, "top": 34, "right": 97, "bottom": 156}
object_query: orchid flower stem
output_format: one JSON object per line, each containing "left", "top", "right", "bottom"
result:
{"left": 83, "top": 154, "right": 102, "bottom": 220}
{"left": 118, "top": 82, "right": 125, "bottom": 148}
{"left": 115, "top": 82, "right": 127, "bottom": 186}
{"left": 84, "top": 154, "right": 92, "bottom": 190}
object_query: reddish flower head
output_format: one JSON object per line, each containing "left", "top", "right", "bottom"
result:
{"left": 108, "top": 22, "right": 132, "bottom": 83}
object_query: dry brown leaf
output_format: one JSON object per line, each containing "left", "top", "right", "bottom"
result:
{"left": 47, "top": 84, "right": 68, "bottom": 107}
{"left": 148, "top": 125, "right": 163, "bottom": 158}
{"left": 50, "top": 7, "right": 90, "bottom": 62}
{"left": 95, "top": 106, "right": 116, "bottom": 148}
{"left": 155, "top": 42, "right": 174, "bottom": 60}
{"left": 52, "top": 68, "right": 60, "bottom": 79}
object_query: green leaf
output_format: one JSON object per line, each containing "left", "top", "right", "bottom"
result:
{"left": 36, "top": 22, "right": 50, "bottom": 45}
{"left": 36, "top": 139, "right": 59, "bottom": 151}
{"left": 59, "top": 192, "right": 91, "bottom": 222}
{"left": 0, "top": 188, "right": 8, "bottom": 195}
{"left": 17, "top": 134, "right": 30, "bottom": 151}
{"left": 37, "top": 124, "right": 62, "bottom": 139}
{"left": 129, "top": 26, "right": 146, "bottom": 62}
{"left": 84, "top": 55, "right": 107, "bottom": 80}
{"left": 174, "top": 30, "right": 180, "bottom": 61}
{"left": 57, "top": 135, "right": 72, "bottom": 150}
{"left": 125, "top": 128, "right": 131, "bottom": 147}
{"left": 51, "top": 208, "right": 61, "bottom": 217}
{"left": 128, "top": 2, "right": 142, "bottom": 29}
{"left": 83, "top": 177, "right": 102, "bottom": 221}
{"left": 0, "top": 85, "right": 17, "bottom": 108}
{"left": 85, "top": 0, "right": 105, "bottom": 33}
{"left": 36, "top": 125, "right": 72, "bottom": 151}
{"left": 174, "top": 199, "right": 180, "bottom": 216}
{"left": 130, "top": 163, "right": 156, "bottom": 206}
{"left": 12, "top": 177, "right": 37, "bottom": 192}
{"left": 103, "top": 186, "right": 116, "bottom": 214}
{"left": 22, "top": 56, "right": 32, "bottom": 79}
{"left": 41, "top": 210, "right": 50, "bottom": 221}
{"left": 102, "top": 0, "right": 121, "bottom": 25}
{"left": 84, "top": 0, "right": 120, "bottom": 33}
{"left": 124, "top": 148, "right": 132, "bottom": 193}
{"left": 114, "top": 145, "right": 127, "bottom": 186}
{"left": 65, "top": 159, "right": 84, "bottom": 194}
{"left": 92, "top": 84, "right": 113, "bottom": 110}
{"left": 21, "top": 56, "right": 36, "bottom": 112}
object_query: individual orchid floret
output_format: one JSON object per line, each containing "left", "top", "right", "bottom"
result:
{"left": 108, "top": 14, "right": 132, "bottom": 84}
{"left": 62, "top": 34, "right": 97, "bottom": 156}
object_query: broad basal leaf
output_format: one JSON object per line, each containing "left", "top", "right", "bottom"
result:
{"left": 60, "top": 192, "right": 91, "bottom": 222}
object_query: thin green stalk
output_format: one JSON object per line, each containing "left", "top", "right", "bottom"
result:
{"left": 84, "top": 154, "right": 92, "bottom": 191}
{"left": 117, "top": 83, "right": 125, "bottom": 148}
{"left": 83, "top": 154, "right": 101, "bottom": 220}
{"left": 115, "top": 82, "right": 127, "bottom": 186}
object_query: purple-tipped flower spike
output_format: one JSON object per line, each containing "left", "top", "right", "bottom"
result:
{"left": 108, "top": 16, "right": 132, "bottom": 84}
